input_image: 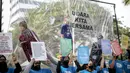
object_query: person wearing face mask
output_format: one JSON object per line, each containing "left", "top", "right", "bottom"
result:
{"left": 23, "top": 58, "right": 52, "bottom": 73}
{"left": 0, "top": 54, "right": 22, "bottom": 73}
{"left": 79, "top": 61, "right": 97, "bottom": 73}
{"left": 122, "top": 47, "right": 130, "bottom": 73}
{"left": 56, "top": 56, "right": 76, "bottom": 73}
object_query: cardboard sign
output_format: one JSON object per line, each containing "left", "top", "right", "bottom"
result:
{"left": 0, "top": 33, "right": 13, "bottom": 54}
{"left": 121, "top": 35, "right": 129, "bottom": 49}
{"left": 31, "top": 42, "right": 47, "bottom": 61}
{"left": 60, "top": 38, "right": 72, "bottom": 56}
{"left": 111, "top": 40, "right": 123, "bottom": 56}
{"left": 77, "top": 46, "right": 89, "bottom": 64}
{"left": 101, "top": 39, "right": 112, "bottom": 56}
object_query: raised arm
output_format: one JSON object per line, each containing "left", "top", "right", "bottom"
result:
{"left": 100, "top": 55, "right": 105, "bottom": 70}
{"left": 23, "top": 59, "right": 35, "bottom": 73}
{"left": 12, "top": 55, "right": 22, "bottom": 73}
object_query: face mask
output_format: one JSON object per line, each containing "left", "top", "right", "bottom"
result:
{"left": 89, "top": 65, "right": 93, "bottom": 70}
{"left": 62, "top": 60, "right": 69, "bottom": 67}
{"left": 32, "top": 65, "right": 41, "bottom": 71}
{"left": 0, "top": 62, "right": 8, "bottom": 72}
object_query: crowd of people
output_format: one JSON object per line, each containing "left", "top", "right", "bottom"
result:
{"left": 0, "top": 49, "right": 130, "bottom": 73}
{"left": 0, "top": 20, "right": 130, "bottom": 73}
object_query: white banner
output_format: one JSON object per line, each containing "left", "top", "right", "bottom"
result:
{"left": 31, "top": 42, "right": 47, "bottom": 61}
{"left": 0, "top": 33, "right": 13, "bottom": 54}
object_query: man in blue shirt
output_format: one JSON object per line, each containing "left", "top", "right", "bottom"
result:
{"left": 56, "top": 56, "right": 76, "bottom": 73}
{"left": 0, "top": 54, "right": 22, "bottom": 73}
{"left": 109, "top": 54, "right": 123, "bottom": 73}
{"left": 24, "top": 59, "right": 52, "bottom": 73}
{"left": 123, "top": 49, "right": 130, "bottom": 73}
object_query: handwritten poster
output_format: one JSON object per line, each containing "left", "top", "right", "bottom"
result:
{"left": 0, "top": 33, "right": 13, "bottom": 54}
{"left": 101, "top": 39, "right": 112, "bottom": 55}
{"left": 111, "top": 40, "right": 123, "bottom": 56}
{"left": 31, "top": 42, "right": 47, "bottom": 61}
{"left": 78, "top": 46, "right": 89, "bottom": 64}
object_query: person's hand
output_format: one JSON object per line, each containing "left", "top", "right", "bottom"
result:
{"left": 12, "top": 54, "right": 18, "bottom": 64}
{"left": 46, "top": 59, "right": 51, "bottom": 65}
{"left": 72, "top": 55, "right": 77, "bottom": 61}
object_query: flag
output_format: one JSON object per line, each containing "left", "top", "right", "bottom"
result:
{"left": 101, "top": 39, "right": 112, "bottom": 55}
{"left": 78, "top": 46, "right": 89, "bottom": 64}
{"left": 60, "top": 38, "right": 72, "bottom": 56}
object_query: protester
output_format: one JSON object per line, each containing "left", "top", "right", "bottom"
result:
{"left": 79, "top": 61, "right": 97, "bottom": 73}
{"left": 56, "top": 56, "right": 76, "bottom": 73}
{"left": 122, "top": 48, "right": 130, "bottom": 73}
{"left": 19, "top": 21, "right": 39, "bottom": 61}
{"left": 96, "top": 55, "right": 109, "bottom": 73}
{"left": 109, "top": 53, "right": 123, "bottom": 73}
{"left": 0, "top": 54, "right": 22, "bottom": 73}
{"left": 23, "top": 58, "right": 52, "bottom": 73}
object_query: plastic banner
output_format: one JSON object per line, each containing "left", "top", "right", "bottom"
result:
{"left": 31, "top": 42, "right": 47, "bottom": 61}
{"left": 0, "top": 33, "right": 13, "bottom": 54}
{"left": 111, "top": 40, "right": 123, "bottom": 56}
{"left": 101, "top": 39, "right": 112, "bottom": 56}
{"left": 78, "top": 46, "right": 89, "bottom": 64}
{"left": 60, "top": 38, "right": 72, "bottom": 56}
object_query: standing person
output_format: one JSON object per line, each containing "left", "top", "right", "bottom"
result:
{"left": 122, "top": 48, "right": 130, "bottom": 73}
{"left": 0, "top": 54, "right": 22, "bottom": 73}
{"left": 19, "top": 21, "right": 39, "bottom": 61}
{"left": 56, "top": 56, "right": 76, "bottom": 73}
{"left": 23, "top": 59, "right": 52, "bottom": 73}
{"left": 109, "top": 53, "right": 123, "bottom": 73}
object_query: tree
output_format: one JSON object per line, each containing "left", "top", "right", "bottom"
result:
{"left": 124, "top": 0, "right": 130, "bottom": 5}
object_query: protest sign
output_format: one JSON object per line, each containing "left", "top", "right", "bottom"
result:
{"left": 31, "top": 42, "right": 47, "bottom": 61}
{"left": 0, "top": 33, "right": 13, "bottom": 54}
{"left": 60, "top": 38, "right": 72, "bottom": 56}
{"left": 101, "top": 39, "right": 112, "bottom": 56}
{"left": 111, "top": 40, "right": 123, "bottom": 56}
{"left": 77, "top": 46, "right": 89, "bottom": 64}
{"left": 121, "top": 35, "right": 129, "bottom": 49}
